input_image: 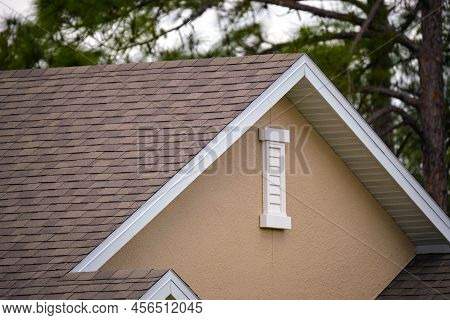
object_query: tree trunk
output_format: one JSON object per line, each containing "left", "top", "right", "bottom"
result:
{"left": 418, "top": 0, "right": 447, "bottom": 212}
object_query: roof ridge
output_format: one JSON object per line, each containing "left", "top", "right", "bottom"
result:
{"left": 0, "top": 53, "right": 302, "bottom": 78}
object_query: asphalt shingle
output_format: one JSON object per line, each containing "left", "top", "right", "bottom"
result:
{"left": 0, "top": 53, "right": 302, "bottom": 299}
{"left": 377, "top": 254, "right": 450, "bottom": 300}
{"left": 2, "top": 268, "right": 167, "bottom": 300}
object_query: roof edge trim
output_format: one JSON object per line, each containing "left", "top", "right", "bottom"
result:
{"left": 72, "top": 54, "right": 308, "bottom": 272}
{"left": 73, "top": 54, "right": 449, "bottom": 273}
{"left": 301, "top": 60, "right": 449, "bottom": 241}
{"left": 140, "top": 269, "right": 198, "bottom": 300}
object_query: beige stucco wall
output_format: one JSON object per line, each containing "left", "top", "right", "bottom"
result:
{"left": 102, "top": 97, "right": 415, "bottom": 299}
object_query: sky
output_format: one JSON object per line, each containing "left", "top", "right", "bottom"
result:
{"left": 0, "top": 0, "right": 33, "bottom": 18}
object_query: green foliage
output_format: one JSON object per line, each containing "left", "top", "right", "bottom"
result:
{"left": 0, "top": 18, "right": 45, "bottom": 69}
{"left": 0, "top": 16, "right": 102, "bottom": 69}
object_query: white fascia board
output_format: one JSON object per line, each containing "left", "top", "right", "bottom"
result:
{"left": 140, "top": 270, "right": 198, "bottom": 300}
{"left": 72, "top": 55, "right": 308, "bottom": 272}
{"left": 72, "top": 54, "right": 449, "bottom": 273}
{"left": 302, "top": 57, "right": 450, "bottom": 242}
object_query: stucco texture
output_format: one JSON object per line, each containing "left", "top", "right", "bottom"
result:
{"left": 102, "top": 97, "right": 415, "bottom": 299}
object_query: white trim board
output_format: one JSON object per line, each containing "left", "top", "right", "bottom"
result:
{"left": 140, "top": 270, "right": 198, "bottom": 300}
{"left": 72, "top": 54, "right": 308, "bottom": 272}
{"left": 301, "top": 61, "right": 450, "bottom": 237}
{"left": 73, "top": 54, "right": 450, "bottom": 273}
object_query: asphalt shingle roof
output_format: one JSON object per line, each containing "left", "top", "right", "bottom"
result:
{"left": 3, "top": 268, "right": 168, "bottom": 300}
{"left": 377, "top": 254, "right": 450, "bottom": 300}
{"left": 0, "top": 53, "right": 302, "bottom": 298}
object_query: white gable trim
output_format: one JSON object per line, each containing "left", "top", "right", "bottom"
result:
{"left": 73, "top": 54, "right": 449, "bottom": 273}
{"left": 140, "top": 270, "right": 198, "bottom": 300}
{"left": 301, "top": 60, "right": 449, "bottom": 240}
{"left": 72, "top": 55, "right": 307, "bottom": 272}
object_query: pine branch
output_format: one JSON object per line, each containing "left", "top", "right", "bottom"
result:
{"left": 378, "top": 121, "right": 403, "bottom": 138}
{"left": 395, "top": 131, "right": 412, "bottom": 158}
{"left": 366, "top": 104, "right": 422, "bottom": 136}
{"left": 257, "top": 0, "right": 365, "bottom": 25}
{"left": 398, "top": 1, "right": 420, "bottom": 33}
{"left": 363, "top": 86, "right": 421, "bottom": 109}
{"left": 366, "top": 105, "right": 392, "bottom": 124}
{"left": 341, "top": 0, "right": 367, "bottom": 12}
{"left": 395, "top": 34, "right": 420, "bottom": 52}
{"left": 257, "top": 0, "right": 419, "bottom": 52}
{"left": 350, "top": 0, "right": 382, "bottom": 53}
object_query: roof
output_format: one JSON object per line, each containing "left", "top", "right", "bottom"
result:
{"left": 0, "top": 53, "right": 301, "bottom": 298}
{"left": 377, "top": 254, "right": 450, "bottom": 299}
{"left": 0, "top": 53, "right": 449, "bottom": 299}
{"left": 2, "top": 269, "right": 168, "bottom": 300}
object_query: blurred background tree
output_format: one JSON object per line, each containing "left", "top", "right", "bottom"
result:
{"left": 0, "top": 0, "right": 448, "bottom": 212}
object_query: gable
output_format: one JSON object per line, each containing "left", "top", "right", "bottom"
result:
{"left": 73, "top": 54, "right": 449, "bottom": 274}
{"left": 102, "top": 98, "right": 415, "bottom": 299}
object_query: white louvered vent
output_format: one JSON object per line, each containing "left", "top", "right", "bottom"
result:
{"left": 259, "top": 127, "right": 291, "bottom": 229}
